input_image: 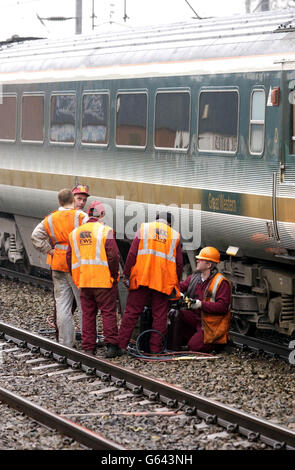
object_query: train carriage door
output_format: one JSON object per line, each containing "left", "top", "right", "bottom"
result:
{"left": 286, "top": 79, "right": 295, "bottom": 184}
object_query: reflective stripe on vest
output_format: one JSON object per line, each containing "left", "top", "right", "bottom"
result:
{"left": 129, "top": 221, "right": 180, "bottom": 296}
{"left": 47, "top": 214, "right": 57, "bottom": 243}
{"left": 204, "top": 273, "right": 224, "bottom": 302}
{"left": 47, "top": 210, "right": 84, "bottom": 248}
{"left": 202, "top": 273, "right": 231, "bottom": 344}
{"left": 137, "top": 223, "right": 179, "bottom": 263}
{"left": 71, "top": 224, "right": 109, "bottom": 270}
{"left": 55, "top": 244, "right": 68, "bottom": 250}
{"left": 45, "top": 209, "right": 87, "bottom": 271}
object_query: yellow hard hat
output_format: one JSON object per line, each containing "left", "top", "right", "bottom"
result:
{"left": 196, "top": 246, "right": 220, "bottom": 264}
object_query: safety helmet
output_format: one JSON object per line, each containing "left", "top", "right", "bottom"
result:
{"left": 88, "top": 200, "right": 105, "bottom": 217}
{"left": 196, "top": 246, "right": 220, "bottom": 264}
{"left": 72, "top": 184, "right": 90, "bottom": 197}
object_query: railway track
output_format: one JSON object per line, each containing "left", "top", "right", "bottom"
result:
{"left": 230, "top": 331, "right": 291, "bottom": 362}
{"left": 0, "top": 386, "right": 125, "bottom": 450}
{"left": 0, "top": 266, "right": 52, "bottom": 290}
{"left": 0, "top": 322, "right": 295, "bottom": 450}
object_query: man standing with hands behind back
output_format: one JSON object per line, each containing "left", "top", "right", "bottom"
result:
{"left": 31, "top": 188, "right": 88, "bottom": 347}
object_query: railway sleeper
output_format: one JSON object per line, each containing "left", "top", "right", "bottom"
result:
{"left": 159, "top": 395, "right": 177, "bottom": 408}
{"left": 53, "top": 353, "right": 67, "bottom": 364}
{"left": 40, "top": 347, "right": 52, "bottom": 358}
{"left": 95, "top": 370, "right": 110, "bottom": 381}
{"left": 238, "top": 427, "right": 260, "bottom": 442}
{"left": 259, "top": 435, "right": 286, "bottom": 450}
{"left": 1, "top": 334, "right": 27, "bottom": 349}
{"left": 27, "top": 343, "right": 40, "bottom": 353}
{"left": 125, "top": 382, "right": 143, "bottom": 394}
{"left": 66, "top": 358, "right": 81, "bottom": 370}
{"left": 111, "top": 378, "right": 125, "bottom": 387}
{"left": 83, "top": 366, "right": 96, "bottom": 376}
{"left": 142, "top": 388, "right": 159, "bottom": 401}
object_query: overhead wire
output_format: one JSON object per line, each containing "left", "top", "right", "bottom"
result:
{"left": 3, "top": 0, "right": 41, "bottom": 8}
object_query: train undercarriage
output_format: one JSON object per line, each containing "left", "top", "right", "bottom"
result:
{"left": 220, "top": 258, "right": 295, "bottom": 337}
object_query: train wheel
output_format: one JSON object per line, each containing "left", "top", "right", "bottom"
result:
{"left": 17, "top": 252, "right": 32, "bottom": 275}
{"left": 232, "top": 317, "right": 255, "bottom": 336}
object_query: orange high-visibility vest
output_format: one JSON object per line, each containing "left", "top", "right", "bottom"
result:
{"left": 44, "top": 209, "right": 87, "bottom": 272}
{"left": 129, "top": 221, "right": 180, "bottom": 297}
{"left": 69, "top": 221, "right": 118, "bottom": 288}
{"left": 201, "top": 273, "right": 231, "bottom": 344}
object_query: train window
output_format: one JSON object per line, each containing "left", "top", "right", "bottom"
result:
{"left": 116, "top": 92, "right": 147, "bottom": 147}
{"left": 154, "top": 91, "right": 190, "bottom": 150}
{"left": 198, "top": 90, "right": 238, "bottom": 153}
{"left": 0, "top": 95, "right": 17, "bottom": 141}
{"left": 50, "top": 94, "right": 76, "bottom": 143}
{"left": 21, "top": 95, "right": 44, "bottom": 142}
{"left": 81, "top": 93, "right": 109, "bottom": 145}
{"left": 249, "top": 90, "right": 265, "bottom": 155}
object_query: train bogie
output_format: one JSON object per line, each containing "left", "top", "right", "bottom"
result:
{"left": 220, "top": 258, "right": 295, "bottom": 336}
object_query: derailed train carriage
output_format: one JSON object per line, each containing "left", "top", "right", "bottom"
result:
{"left": 0, "top": 9, "right": 295, "bottom": 337}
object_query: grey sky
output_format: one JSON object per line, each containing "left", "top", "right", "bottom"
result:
{"left": 0, "top": 0, "right": 292, "bottom": 40}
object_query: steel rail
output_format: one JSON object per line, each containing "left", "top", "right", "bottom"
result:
{"left": 1, "top": 322, "right": 295, "bottom": 449}
{"left": 230, "top": 331, "right": 290, "bottom": 361}
{"left": 0, "top": 266, "right": 52, "bottom": 290}
{"left": 0, "top": 386, "right": 126, "bottom": 450}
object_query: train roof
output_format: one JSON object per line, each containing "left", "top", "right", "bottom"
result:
{"left": 1, "top": 9, "right": 295, "bottom": 82}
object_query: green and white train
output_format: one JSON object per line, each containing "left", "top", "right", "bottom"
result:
{"left": 0, "top": 8, "right": 295, "bottom": 336}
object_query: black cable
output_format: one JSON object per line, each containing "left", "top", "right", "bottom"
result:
{"left": 134, "top": 329, "right": 166, "bottom": 357}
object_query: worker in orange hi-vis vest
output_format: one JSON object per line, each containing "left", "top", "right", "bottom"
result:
{"left": 118, "top": 212, "right": 183, "bottom": 354}
{"left": 31, "top": 188, "right": 88, "bottom": 348}
{"left": 49, "top": 184, "right": 90, "bottom": 341}
{"left": 67, "top": 200, "right": 122, "bottom": 358}
{"left": 179, "top": 246, "right": 232, "bottom": 353}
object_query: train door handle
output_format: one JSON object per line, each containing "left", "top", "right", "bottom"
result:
{"left": 272, "top": 171, "right": 280, "bottom": 241}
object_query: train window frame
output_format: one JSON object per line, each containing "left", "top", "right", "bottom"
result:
{"left": 115, "top": 90, "right": 148, "bottom": 149}
{"left": 0, "top": 94, "right": 17, "bottom": 143}
{"left": 154, "top": 89, "right": 191, "bottom": 152}
{"left": 81, "top": 91, "right": 110, "bottom": 148}
{"left": 197, "top": 88, "right": 239, "bottom": 155}
{"left": 49, "top": 92, "right": 76, "bottom": 146}
{"left": 249, "top": 88, "right": 266, "bottom": 156}
{"left": 21, "top": 93, "right": 45, "bottom": 144}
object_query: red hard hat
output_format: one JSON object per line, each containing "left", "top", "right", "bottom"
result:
{"left": 88, "top": 200, "right": 105, "bottom": 217}
{"left": 72, "top": 184, "right": 90, "bottom": 197}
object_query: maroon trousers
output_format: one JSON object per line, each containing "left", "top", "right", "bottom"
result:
{"left": 118, "top": 286, "right": 169, "bottom": 353}
{"left": 180, "top": 309, "right": 214, "bottom": 353}
{"left": 80, "top": 285, "right": 119, "bottom": 352}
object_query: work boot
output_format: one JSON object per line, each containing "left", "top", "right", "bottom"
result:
{"left": 118, "top": 348, "right": 127, "bottom": 356}
{"left": 105, "top": 344, "right": 122, "bottom": 358}
{"left": 96, "top": 336, "right": 105, "bottom": 348}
